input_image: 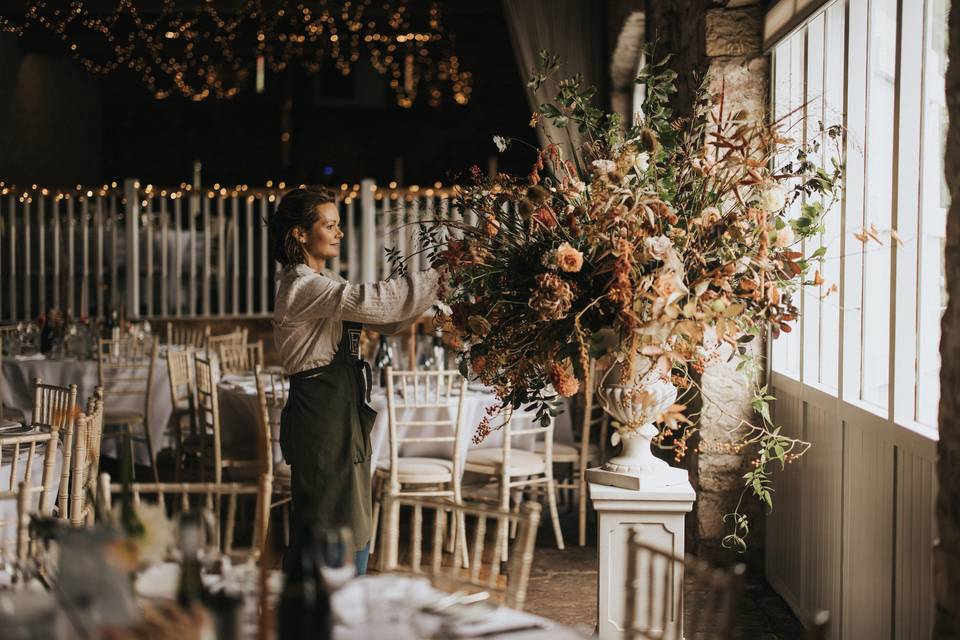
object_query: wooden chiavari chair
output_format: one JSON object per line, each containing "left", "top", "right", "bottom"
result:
{"left": 253, "top": 365, "right": 291, "bottom": 544}
{"left": 166, "top": 347, "right": 197, "bottom": 480}
{"left": 28, "top": 378, "right": 78, "bottom": 521}
{"left": 381, "top": 496, "right": 541, "bottom": 612}
{"left": 195, "top": 355, "right": 260, "bottom": 484}
{"left": 462, "top": 409, "right": 565, "bottom": 556}
{"left": 623, "top": 533, "right": 746, "bottom": 640}
{"left": 97, "top": 336, "right": 161, "bottom": 484}
{"left": 219, "top": 340, "right": 264, "bottom": 376}
{"left": 206, "top": 327, "right": 247, "bottom": 360}
{"left": 537, "top": 359, "right": 608, "bottom": 546}
{"left": 371, "top": 368, "right": 468, "bottom": 564}
{"left": 165, "top": 321, "right": 210, "bottom": 349}
{"left": 102, "top": 476, "right": 269, "bottom": 561}
{"left": 67, "top": 396, "right": 105, "bottom": 526}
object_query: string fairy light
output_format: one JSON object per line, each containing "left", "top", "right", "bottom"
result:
{"left": 0, "top": 0, "right": 472, "bottom": 107}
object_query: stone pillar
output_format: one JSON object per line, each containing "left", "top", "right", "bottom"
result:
{"left": 935, "top": 1, "right": 960, "bottom": 636}
{"left": 644, "top": 0, "right": 768, "bottom": 562}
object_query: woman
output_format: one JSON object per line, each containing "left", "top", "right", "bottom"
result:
{"left": 270, "top": 186, "right": 441, "bottom": 574}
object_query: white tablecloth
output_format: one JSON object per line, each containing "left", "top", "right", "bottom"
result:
{"left": 216, "top": 378, "right": 574, "bottom": 478}
{"left": 2, "top": 356, "right": 174, "bottom": 465}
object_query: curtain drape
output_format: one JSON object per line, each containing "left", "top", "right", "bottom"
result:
{"left": 501, "top": 0, "right": 603, "bottom": 161}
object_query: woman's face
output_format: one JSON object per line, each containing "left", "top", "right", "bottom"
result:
{"left": 295, "top": 203, "right": 343, "bottom": 262}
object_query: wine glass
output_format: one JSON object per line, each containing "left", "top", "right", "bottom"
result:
{"left": 316, "top": 526, "right": 355, "bottom": 591}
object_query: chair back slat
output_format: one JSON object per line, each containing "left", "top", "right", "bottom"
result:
{"left": 382, "top": 496, "right": 541, "bottom": 611}
{"left": 206, "top": 328, "right": 248, "bottom": 359}
{"left": 220, "top": 340, "right": 264, "bottom": 376}
{"left": 166, "top": 322, "right": 211, "bottom": 349}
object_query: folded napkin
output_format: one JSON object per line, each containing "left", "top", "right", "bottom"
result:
{"left": 333, "top": 574, "right": 436, "bottom": 627}
{"left": 13, "top": 353, "right": 45, "bottom": 361}
{"left": 0, "top": 422, "right": 32, "bottom": 436}
{"left": 440, "top": 606, "right": 550, "bottom": 638}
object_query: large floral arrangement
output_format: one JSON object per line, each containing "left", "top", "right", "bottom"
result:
{"left": 399, "top": 50, "right": 842, "bottom": 549}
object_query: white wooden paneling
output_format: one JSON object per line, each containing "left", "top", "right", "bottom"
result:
{"left": 841, "top": 420, "right": 894, "bottom": 640}
{"left": 894, "top": 449, "right": 935, "bottom": 640}
{"left": 800, "top": 401, "right": 843, "bottom": 628}
{"left": 766, "top": 390, "right": 804, "bottom": 615}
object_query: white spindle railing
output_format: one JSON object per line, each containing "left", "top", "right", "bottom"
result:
{"left": 0, "top": 179, "right": 456, "bottom": 322}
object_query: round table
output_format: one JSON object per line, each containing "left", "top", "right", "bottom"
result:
{"left": 2, "top": 355, "right": 174, "bottom": 465}
{"left": 216, "top": 377, "right": 574, "bottom": 477}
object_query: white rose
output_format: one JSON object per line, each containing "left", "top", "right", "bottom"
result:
{"left": 591, "top": 159, "right": 616, "bottom": 175}
{"left": 633, "top": 151, "right": 650, "bottom": 174}
{"left": 773, "top": 226, "right": 795, "bottom": 248}
{"left": 758, "top": 184, "right": 787, "bottom": 212}
{"left": 644, "top": 235, "right": 673, "bottom": 261}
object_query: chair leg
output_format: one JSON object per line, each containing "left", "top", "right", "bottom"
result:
{"left": 143, "top": 423, "right": 161, "bottom": 486}
{"left": 546, "top": 477, "right": 565, "bottom": 550}
{"left": 457, "top": 510, "right": 470, "bottom": 569}
{"left": 282, "top": 503, "right": 290, "bottom": 546}
{"left": 499, "top": 475, "right": 511, "bottom": 563}
{"left": 578, "top": 470, "right": 588, "bottom": 547}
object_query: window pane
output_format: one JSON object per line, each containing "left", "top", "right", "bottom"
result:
{"left": 772, "top": 36, "right": 798, "bottom": 377}
{"left": 860, "top": 0, "right": 897, "bottom": 410}
{"left": 819, "top": 0, "right": 845, "bottom": 392}
{"left": 916, "top": 0, "right": 950, "bottom": 427}
{"left": 802, "top": 13, "right": 825, "bottom": 387}
{"left": 842, "top": 0, "right": 869, "bottom": 403}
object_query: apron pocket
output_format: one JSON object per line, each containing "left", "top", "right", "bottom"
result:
{"left": 353, "top": 403, "right": 377, "bottom": 464}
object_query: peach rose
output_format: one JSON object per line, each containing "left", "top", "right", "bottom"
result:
{"left": 554, "top": 242, "right": 584, "bottom": 273}
{"left": 550, "top": 361, "right": 580, "bottom": 397}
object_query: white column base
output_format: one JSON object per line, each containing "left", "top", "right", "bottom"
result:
{"left": 589, "top": 479, "right": 695, "bottom": 640}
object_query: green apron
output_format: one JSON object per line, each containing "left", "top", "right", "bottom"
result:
{"left": 280, "top": 320, "right": 376, "bottom": 555}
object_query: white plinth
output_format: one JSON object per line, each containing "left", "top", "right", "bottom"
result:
{"left": 589, "top": 479, "right": 695, "bottom": 640}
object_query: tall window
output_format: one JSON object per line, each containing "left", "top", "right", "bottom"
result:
{"left": 770, "top": 0, "right": 949, "bottom": 433}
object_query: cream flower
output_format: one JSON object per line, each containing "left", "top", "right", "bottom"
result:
{"left": 554, "top": 242, "right": 584, "bottom": 273}
{"left": 591, "top": 159, "right": 616, "bottom": 175}
{"left": 633, "top": 151, "right": 650, "bottom": 174}
{"left": 758, "top": 183, "right": 787, "bottom": 212}
{"left": 773, "top": 226, "right": 795, "bottom": 248}
{"left": 114, "top": 502, "right": 174, "bottom": 566}
{"left": 644, "top": 235, "right": 673, "bottom": 261}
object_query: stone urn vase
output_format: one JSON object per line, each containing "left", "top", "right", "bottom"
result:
{"left": 596, "top": 355, "right": 687, "bottom": 483}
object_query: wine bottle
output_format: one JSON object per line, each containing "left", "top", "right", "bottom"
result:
{"left": 374, "top": 335, "right": 394, "bottom": 388}
{"left": 278, "top": 524, "right": 333, "bottom": 640}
